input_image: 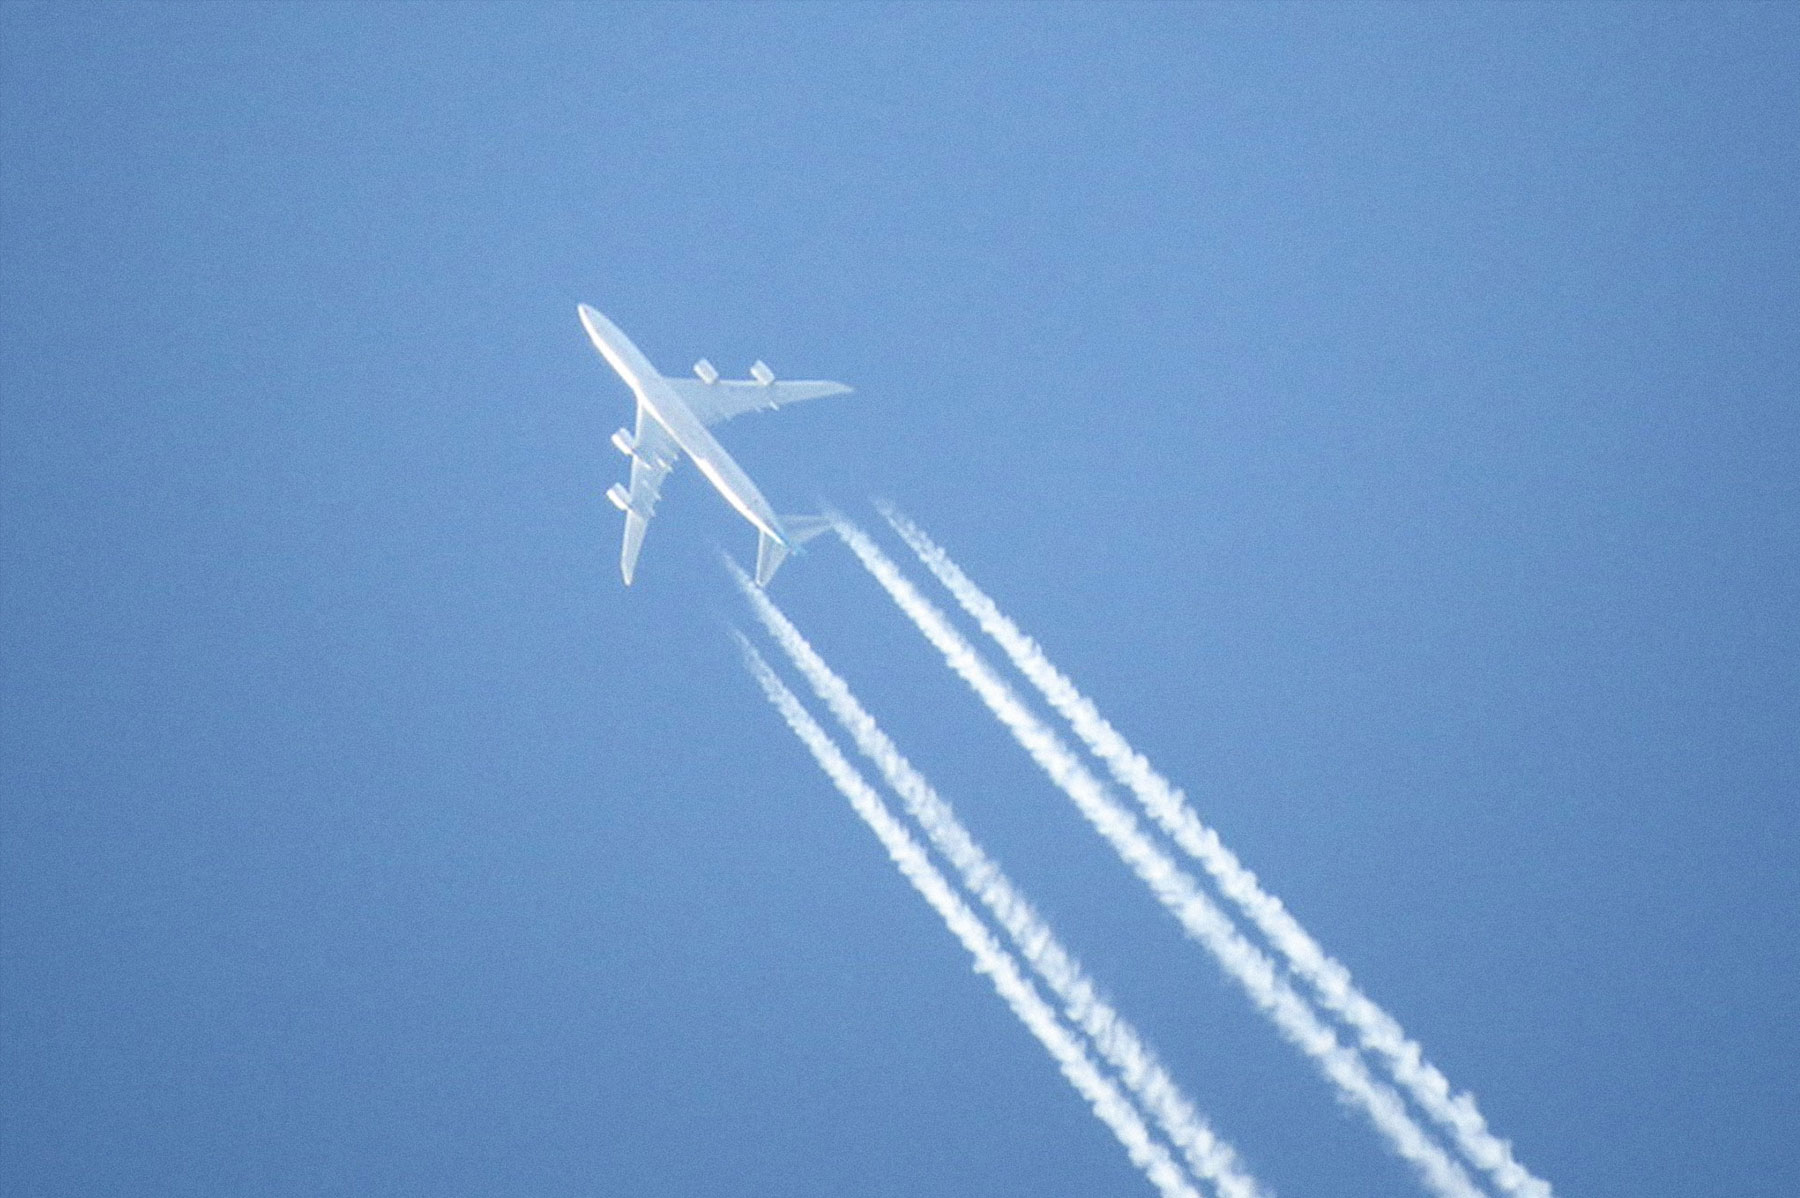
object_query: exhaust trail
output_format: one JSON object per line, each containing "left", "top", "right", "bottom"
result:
{"left": 735, "top": 636, "right": 1204, "bottom": 1198}
{"left": 830, "top": 517, "right": 1488, "bottom": 1198}
{"left": 731, "top": 565, "right": 1264, "bottom": 1198}
{"left": 878, "top": 503, "right": 1551, "bottom": 1198}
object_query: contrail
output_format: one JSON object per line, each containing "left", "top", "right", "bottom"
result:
{"left": 734, "top": 636, "right": 1205, "bottom": 1198}
{"left": 829, "top": 517, "right": 1488, "bottom": 1198}
{"left": 730, "top": 566, "right": 1264, "bottom": 1198}
{"left": 877, "top": 503, "right": 1551, "bottom": 1198}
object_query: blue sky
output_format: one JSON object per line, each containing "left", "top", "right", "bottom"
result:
{"left": 3, "top": 3, "right": 1796, "bottom": 1195}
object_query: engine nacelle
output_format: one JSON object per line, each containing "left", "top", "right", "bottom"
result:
{"left": 610, "top": 428, "right": 636, "bottom": 457}
{"left": 606, "top": 483, "right": 634, "bottom": 513}
{"left": 693, "top": 358, "right": 719, "bottom": 384}
{"left": 749, "top": 359, "right": 774, "bottom": 386}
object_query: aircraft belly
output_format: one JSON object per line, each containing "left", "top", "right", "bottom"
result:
{"left": 643, "top": 382, "right": 783, "bottom": 541}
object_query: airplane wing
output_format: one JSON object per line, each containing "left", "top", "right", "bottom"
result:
{"left": 665, "top": 378, "right": 852, "bottom": 428}
{"left": 613, "top": 402, "right": 681, "bottom": 584}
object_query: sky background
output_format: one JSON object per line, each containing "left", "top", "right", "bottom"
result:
{"left": 3, "top": 3, "right": 1797, "bottom": 1196}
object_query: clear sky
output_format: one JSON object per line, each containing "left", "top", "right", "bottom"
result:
{"left": 3, "top": 3, "right": 1796, "bottom": 1196}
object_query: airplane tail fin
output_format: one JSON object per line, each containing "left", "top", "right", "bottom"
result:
{"left": 753, "top": 516, "right": 832, "bottom": 586}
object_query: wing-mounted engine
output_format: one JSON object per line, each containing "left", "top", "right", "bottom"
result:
{"left": 610, "top": 426, "right": 673, "bottom": 473}
{"left": 693, "top": 358, "right": 719, "bottom": 384}
{"left": 749, "top": 360, "right": 774, "bottom": 385}
{"left": 606, "top": 483, "right": 649, "bottom": 519}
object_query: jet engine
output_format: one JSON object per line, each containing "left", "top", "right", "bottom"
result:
{"left": 693, "top": 358, "right": 719, "bottom": 384}
{"left": 610, "top": 428, "right": 636, "bottom": 457}
{"left": 749, "top": 360, "right": 774, "bottom": 385}
{"left": 605, "top": 483, "right": 635, "bottom": 513}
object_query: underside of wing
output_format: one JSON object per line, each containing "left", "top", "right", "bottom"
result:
{"left": 618, "top": 510, "right": 650, "bottom": 586}
{"left": 665, "top": 378, "right": 852, "bottom": 427}
{"left": 608, "top": 404, "right": 681, "bottom": 584}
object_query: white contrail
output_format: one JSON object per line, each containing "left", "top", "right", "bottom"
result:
{"left": 730, "top": 567, "right": 1263, "bottom": 1198}
{"left": 829, "top": 517, "right": 1488, "bottom": 1198}
{"left": 878, "top": 503, "right": 1551, "bottom": 1198}
{"left": 734, "top": 636, "right": 1204, "bottom": 1198}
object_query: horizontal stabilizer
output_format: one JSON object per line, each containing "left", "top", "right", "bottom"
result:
{"left": 755, "top": 529, "right": 790, "bottom": 587}
{"left": 783, "top": 515, "right": 832, "bottom": 547}
{"left": 753, "top": 515, "right": 832, "bottom": 587}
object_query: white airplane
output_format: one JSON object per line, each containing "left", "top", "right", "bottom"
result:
{"left": 578, "top": 304, "right": 852, "bottom": 586}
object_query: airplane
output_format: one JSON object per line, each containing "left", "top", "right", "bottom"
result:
{"left": 578, "top": 304, "right": 853, "bottom": 586}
